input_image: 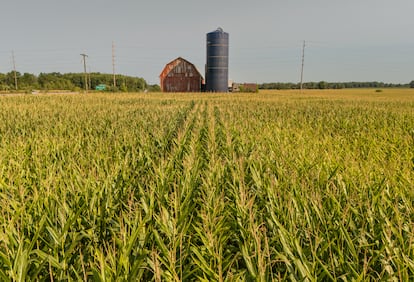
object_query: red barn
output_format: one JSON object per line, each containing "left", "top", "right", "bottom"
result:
{"left": 160, "top": 57, "right": 203, "bottom": 92}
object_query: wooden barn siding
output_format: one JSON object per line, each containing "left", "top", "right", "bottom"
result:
{"left": 160, "top": 59, "right": 202, "bottom": 92}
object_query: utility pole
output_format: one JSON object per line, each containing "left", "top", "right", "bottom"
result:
{"left": 12, "top": 51, "right": 18, "bottom": 90}
{"left": 112, "top": 41, "right": 116, "bottom": 90}
{"left": 300, "top": 40, "right": 305, "bottom": 92}
{"left": 80, "top": 53, "right": 88, "bottom": 93}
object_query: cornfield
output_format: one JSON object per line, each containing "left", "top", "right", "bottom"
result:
{"left": 0, "top": 89, "right": 413, "bottom": 281}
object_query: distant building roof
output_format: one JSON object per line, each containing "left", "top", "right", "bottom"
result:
{"left": 160, "top": 57, "right": 202, "bottom": 79}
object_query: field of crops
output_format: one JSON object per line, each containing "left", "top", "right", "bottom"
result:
{"left": 0, "top": 89, "right": 413, "bottom": 281}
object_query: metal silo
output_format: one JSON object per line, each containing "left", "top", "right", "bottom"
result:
{"left": 205, "top": 27, "right": 229, "bottom": 92}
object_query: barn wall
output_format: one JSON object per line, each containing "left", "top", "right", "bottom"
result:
{"left": 160, "top": 59, "right": 202, "bottom": 92}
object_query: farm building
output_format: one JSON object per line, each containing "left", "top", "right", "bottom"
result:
{"left": 205, "top": 28, "right": 229, "bottom": 92}
{"left": 231, "top": 83, "right": 258, "bottom": 93}
{"left": 160, "top": 57, "right": 203, "bottom": 92}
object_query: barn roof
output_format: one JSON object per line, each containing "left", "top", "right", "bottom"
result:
{"left": 159, "top": 57, "right": 202, "bottom": 79}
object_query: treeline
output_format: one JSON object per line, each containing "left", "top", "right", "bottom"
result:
{"left": 0, "top": 71, "right": 161, "bottom": 92}
{"left": 259, "top": 81, "right": 411, "bottom": 90}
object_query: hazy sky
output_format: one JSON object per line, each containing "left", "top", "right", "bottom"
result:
{"left": 1, "top": 0, "right": 413, "bottom": 84}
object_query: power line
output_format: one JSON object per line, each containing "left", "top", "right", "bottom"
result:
{"left": 12, "top": 51, "right": 18, "bottom": 90}
{"left": 112, "top": 41, "right": 116, "bottom": 90}
{"left": 300, "top": 40, "right": 305, "bottom": 92}
{"left": 80, "top": 53, "right": 88, "bottom": 93}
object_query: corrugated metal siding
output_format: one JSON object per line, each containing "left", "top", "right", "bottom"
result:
{"left": 160, "top": 58, "right": 202, "bottom": 92}
{"left": 205, "top": 28, "right": 229, "bottom": 92}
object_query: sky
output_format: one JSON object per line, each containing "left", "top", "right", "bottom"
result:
{"left": 1, "top": 0, "right": 413, "bottom": 84}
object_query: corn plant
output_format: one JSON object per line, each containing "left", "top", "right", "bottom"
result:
{"left": 0, "top": 90, "right": 413, "bottom": 280}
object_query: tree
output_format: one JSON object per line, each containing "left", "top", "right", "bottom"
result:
{"left": 317, "top": 81, "right": 327, "bottom": 89}
{"left": 20, "top": 73, "right": 38, "bottom": 89}
{"left": 5, "top": 71, "right": 20, "bottom": 88}
{"left": 0, "top": 71, "right": 148, "bottom": 92}
{"left": 148, "top": 84, "right": 161, "bottom": 92}
{"left": 38, "top": 72, "right": 74, "bottom": 90}
{"left": 410, "top": 81, "right": 414, "bottom": 88}
{"left": 0, "top": 73, "right": 9, "bottom": 91}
